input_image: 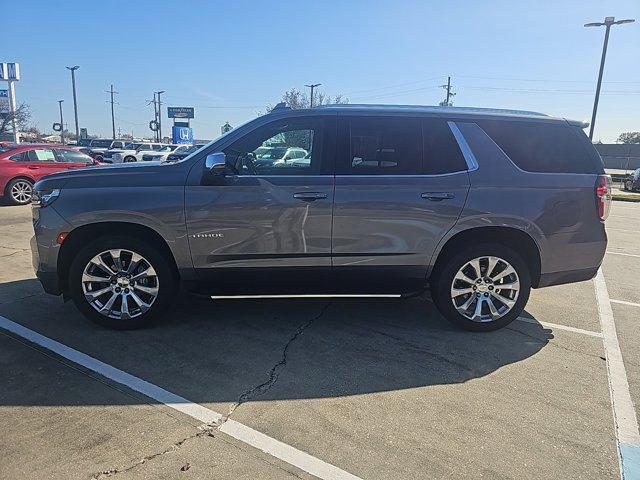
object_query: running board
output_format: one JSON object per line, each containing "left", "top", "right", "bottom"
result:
{"left": 209, "top": 293, "right": 403, "bottom": 300}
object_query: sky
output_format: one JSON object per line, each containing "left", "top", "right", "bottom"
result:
{"left": 3, "top": 0, "right": 639, "bottom": 142}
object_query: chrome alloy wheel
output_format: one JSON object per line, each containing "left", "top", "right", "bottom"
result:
{"left": 11, "top": 180, "right": 33, "bottom": 204}
{"left": 81, "top": 249, "right": 159, "bottom": 320}
{"left": 450, "top": 256, "right": 520, "bottom": 323}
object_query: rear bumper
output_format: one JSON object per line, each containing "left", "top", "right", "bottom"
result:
{"left": 536, "top": 266, "right": 600, "bottom": 288}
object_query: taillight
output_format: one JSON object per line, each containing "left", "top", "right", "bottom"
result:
{"left": 595, "top": 175, "right": 612, "bottom": 221}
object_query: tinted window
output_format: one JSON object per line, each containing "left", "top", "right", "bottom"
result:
{"left": 423, "top": 119, "right": 467, "bottom": 174}
{"left": 90, "top": 140, "right": 112, "bottom": 148}
{"left": 478, "top": 121, "right": 601, "bottom": 174}
{"left": 344, "top": 117, "right": 422, "bottom": 175}
{"left": 9, "top": 152, "right": 26, "bottom": 161}
{"left": 57, "top": 149, "right": 91, "bottom": 163}
{"left": 225, "top": 118, "right": 321, "bottom": 175}
{"left": 27, "top": 149, "right": 56, "bottom": 162}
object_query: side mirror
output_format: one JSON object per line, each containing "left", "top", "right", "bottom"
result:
{"left": 205, "top": 152, "right": 229, "bottom": 176}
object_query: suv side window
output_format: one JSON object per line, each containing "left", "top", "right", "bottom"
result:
{"left": 224, "top": 117, "right": 322, "bottom": 175}
{"left": 339, "top": 117, "right": 422, "bottom": 175}
{"left": 478, "top": 120, "right": 601, "bottom": 174}
{"left": 423, "top": 119, "right": 467, "bottom": 174}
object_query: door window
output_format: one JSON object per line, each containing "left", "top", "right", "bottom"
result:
{"left": 26, "top": 149, "right": 56, "bottom": 162}
{"left": 341, "top": 117, "right": 422, "bottom": 175}
{"left": 57, "top": 149, "right": 92, "bottom": 163}
{"left": 224, "top": 118, "right": 322, "bottom": 175}
{"left": 422, "top": 119, "right": 467, "bottom": 174}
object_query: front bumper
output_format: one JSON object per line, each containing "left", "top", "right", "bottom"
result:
{"left": 30, "top": 205, "right": 73, "bottom": 296}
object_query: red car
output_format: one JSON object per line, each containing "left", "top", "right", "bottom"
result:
{"left": 0, "top": 144, "right": 101, "bottom": 205}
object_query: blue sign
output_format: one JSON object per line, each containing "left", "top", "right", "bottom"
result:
{"left": 172, "top": 126, "right": 193, "bottom": 144}
{"left": 167, "top": 107, "right": 194, "bottom": 119}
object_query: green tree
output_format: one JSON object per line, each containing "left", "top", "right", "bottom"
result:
{"left": 617, "top": 132, "right": 640, "bottom": 144}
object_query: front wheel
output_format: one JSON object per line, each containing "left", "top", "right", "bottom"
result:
{"left": 69, "top": 236, "right": 177, "bottom": 329}
{"left": 431, "top": 244, "right": 531, "bottom": 332}
{"left": 124, "top": 156, "right": 136, "bottom": 163}
{"left": 5, "top": 178, "right": 34, "bottom": 205}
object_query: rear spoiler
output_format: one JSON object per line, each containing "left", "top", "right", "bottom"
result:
{"left": 565, "top": 118, "right": 590, "bottom": 129}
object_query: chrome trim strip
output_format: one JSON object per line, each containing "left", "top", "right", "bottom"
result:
{"left": 211, "top": 294, "right": 402, "bottom": 299}
{"left": 447, "top": 121, "right": 479, "bottom": 172}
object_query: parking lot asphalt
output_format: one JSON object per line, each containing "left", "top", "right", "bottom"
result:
{"left": 0, "top": 203, "right": 638, "bottom": 479}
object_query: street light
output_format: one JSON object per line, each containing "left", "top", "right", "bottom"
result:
{"left": 584, "top": 16, "right": 635, "bottom": 140}
{"left": 65, "top": 66, "right": 80, "bottom": 142}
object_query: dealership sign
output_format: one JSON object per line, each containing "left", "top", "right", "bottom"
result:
{"left": 0, "top": 90, "right": 9, "bottom": 115}
{"left": 172, "top": 125, "right": 193, "bottom": 144}
{"left": 167, "top": 106, "right": 194, "bottom": 119}
{"left": 0, "top": 63, "right": 20, "bottom": 81}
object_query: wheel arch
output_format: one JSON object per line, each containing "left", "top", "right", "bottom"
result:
{"left": 430, "top": 226, "right": 542, "bottom": 288}
{"left": 57, "top": 221, "right": 179, "bottom": 293}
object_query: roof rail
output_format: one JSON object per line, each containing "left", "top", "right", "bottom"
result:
{"left": 270, "top": 102, "right": 291, "bottom": 112}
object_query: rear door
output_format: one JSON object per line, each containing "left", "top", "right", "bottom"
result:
{"left": 24, "top": 148, "right": 67, "bottom": 178}
{"left": 331, "top": 115, "right": 470, "bottom": 291}
{"left": 185, "top": 115, "right": 335, "bottom": 292}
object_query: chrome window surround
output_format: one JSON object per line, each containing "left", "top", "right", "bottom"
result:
{"left": 447, "top": 121, "right": 479, "bottom": 172}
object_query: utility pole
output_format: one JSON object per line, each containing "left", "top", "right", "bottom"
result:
{"left": 146, "top": 93, "right": 159, "bottom": 141}
{"left": 58, "top": 100, "right": 65, "bottom": 145}
{"left": 584, "top": 17, "right": 635, "bottom": 140}
{"left": 66, "top": 66, "right": 80, "bottom": 141}
{"left": 439, "top": 76, "right": 455, "bottom": 106}
{"left": 305, "top": 83, "right": 321, "bottom": 107}
{"left": 155, "top": 90, "right": 165, "bottom": 142}
{"left": 106, "top": 84, "right": 118, "bottom": 139}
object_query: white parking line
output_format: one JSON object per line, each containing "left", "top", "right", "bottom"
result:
{"left": 594, "top": 269, "right": 640, "bottom": 479}
{"left": 516, "top": 316, "right": 602, "bottom": 338}
{"left": 610, "top": 299, "right": 640, "bottom": 309}
{"left": 607, "top": 252, "right": 640, "bottom": 259}
{"left": 0, "top": 315, "right": 361, "bottom": 480}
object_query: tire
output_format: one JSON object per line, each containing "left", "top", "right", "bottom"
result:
{"left": 431, "top": 243, "right": 531, "bottom": 332}
{"left": 4, "top": 178, "right": 34, "bottom": 205}
{"left": 68, "top": 235, "right": 177, "bottom": 329}
{"left": 124, "top": 156, "right": 136, "bottom": 163}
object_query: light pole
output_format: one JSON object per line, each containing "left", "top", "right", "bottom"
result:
{"left": 305, "top": 83, "right": 321, "bottom": 107}
{"left": 58, "top": 100, "right": 65, "bottom": 145}
{"left": 155, "top": 90, "right": 165, "bottom": 141}
{"left": 66, "top": 66, "right": 80, "bottom": 142}
{"left": 584, "top": 16, "right": 635, "bottom": 140}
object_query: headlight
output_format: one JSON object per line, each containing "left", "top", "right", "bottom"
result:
{"left": 32, "top": 189, "right": 60, "bottom": 208}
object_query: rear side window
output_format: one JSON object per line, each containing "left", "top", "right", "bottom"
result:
{"left": 423, "top": 119, "right": 467, "bottom": 174}
{"left": 478, "top": 120, "right": 601, "bottom": 174}
{"left": 343, "top": 117, "right": 422, "bottom": 175}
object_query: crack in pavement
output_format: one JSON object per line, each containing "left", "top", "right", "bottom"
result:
{"left": 90, "top": 424, "right": 216, "bottom": 479}
{"left": 221, "top": 302, "right": 332, "bottom": 422}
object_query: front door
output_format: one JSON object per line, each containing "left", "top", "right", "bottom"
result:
{"left": 185, "top": 115, "right": 335, "bottom": 293}
{"left": 331, "top": 116, "right": 470, "bottom": 292}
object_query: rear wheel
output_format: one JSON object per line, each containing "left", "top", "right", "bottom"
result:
{"left": 124, "top": 156, "right": 136, "bottom": 163}
{"left": 69, "top": 236, "right": 177, "bottom": 329}
{"left": 431, "top": 244, "right": 531, "bottom": 332}
{"left": 5, "top": 178, "right": 34, "bottom": 205}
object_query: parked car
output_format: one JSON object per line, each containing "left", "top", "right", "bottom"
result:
{"left": 76, "top": 138, "right": 93, "bottom": 147}
{"left": 110, "top": 143, "right": 165, "bottom": 163}
{"left": 31, "top": 104, "right": 610, "bottom": 331}
{"left": 165, "top": 144, "right": 206, "bottom": 162}
{"left": 88, "top": 139, "right": 128, "bottom": 161}
{"left": 622, "top": 168, "right": 640, "bottom": 192}
{"left": 141, "top": 145, "right": 185, "bottom": 162}
{"left": 1, "top": 145, "right": 99, "bottom": 205}
{"left": 254, "top": 146, "right": 308, "bottom": 167}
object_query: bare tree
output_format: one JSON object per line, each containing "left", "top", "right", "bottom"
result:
{"left": 0, "top": 103, "right": 31, "bottom": 135}
{"left": 617, "top": 132, "right": 640, "bottom": 144}
{"left": 267, "top": 88, "right": 349, "bottom": 112}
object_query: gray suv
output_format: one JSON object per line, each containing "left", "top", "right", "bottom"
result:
{"left": 30, "top": 104, "right": 610, "bottom": 331}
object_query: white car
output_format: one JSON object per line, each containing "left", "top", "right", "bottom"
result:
{"left": 141, "top": 145, "right": 190, "bottom": 162}
{"left": 88, "top": 139, "right": 128, "bottom": 160}
{"left": 110, "top": 143, "right": 165, "bottom": 163}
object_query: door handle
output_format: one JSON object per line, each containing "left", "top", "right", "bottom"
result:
{"left": 293, "top": 192, "right": 328, "bottom": 201}
{"left": 421, "top": 192, "right": 455, "bottom": 201}
{"left": 27, "top": 166, "right": 40, "bottom": 170}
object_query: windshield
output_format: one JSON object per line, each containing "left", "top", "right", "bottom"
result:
{"left": 159, "top": 146, "right": 176, "bottom": 152}
{"left": 91, "top": 140, "right": 112, "bottom": 148}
